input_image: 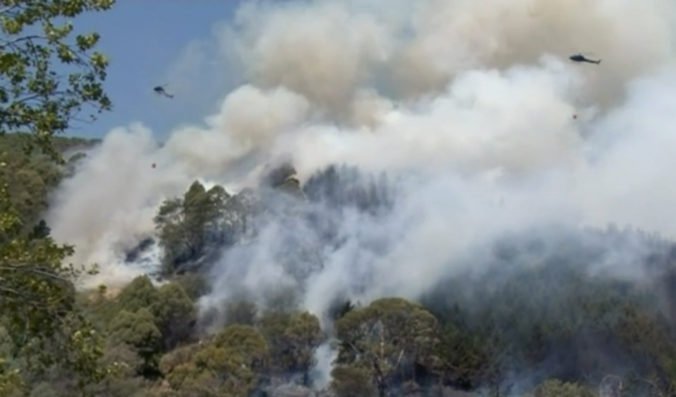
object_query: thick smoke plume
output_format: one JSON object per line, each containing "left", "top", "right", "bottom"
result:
{"left": 47, "top": 0, "right": 676, "bottom": 384}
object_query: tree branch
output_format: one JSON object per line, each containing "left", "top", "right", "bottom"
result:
{"left": 0, "top": 264, "right": 69, "bottom": 283}
{"left": 0, "top": 34, "right": 47, "bottom": 50}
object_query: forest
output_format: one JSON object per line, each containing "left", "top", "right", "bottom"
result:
{"left": 3, "top": 1, "right": 676, "bottom": 397}
{"left": 4, "top": 137, "right": 676, "bottom": 396}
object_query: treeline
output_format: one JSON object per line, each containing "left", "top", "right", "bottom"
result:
{"left": 152, "top": 164, "right": 393, "bottom": 276}
{"left": 3, "top": 152, "right": 676, "bottom": 396}
{"left": 0, "top": 133, "right": 96, "bottom": 231}
{"left": 0, "top": 271, "right": 604, "bottom": 396}
{"left": 14, "top": 264, "right": 676, "bottom": 396}
{"left": 104, "top": 168, "right": 676, "bottom": 396}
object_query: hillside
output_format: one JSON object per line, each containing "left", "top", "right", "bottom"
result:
{"left": 0, "top": 133, "right": 98, "bottom": 231}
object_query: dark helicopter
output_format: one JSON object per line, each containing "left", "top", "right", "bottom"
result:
{"left": 153, "top": 85, "right": 174, "bottom": 98}
{"left": 569, "top": 54, "right": 601, "bottom": 64}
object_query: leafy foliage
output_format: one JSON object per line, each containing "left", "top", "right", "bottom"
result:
{"left": 115, "top": 276, "right": 158, "bottom": 313}
{"left": 108, "top": 309, "right": 161, "bottom": 376}
{"left": 330, "top": 365, "right": 377, "bottom": 397}
{"left": 0, "top": 183, "right": 108, "bottom": 391}
{"left": 0, "top": 0, "right": 113, "bottom": 158}
{"left": 160, "top": 325, "right": 269, "bottom": 396}
{"left": 5, "top": 140, "right": 676, "bottom": 397}
{"left": 0, "top": 133, "right": 94, "bottom": 229}
{"left": 334, "top": 298, "right": 441, "bottom": 395}
{"left": 111, "top": 276, "right": 196, "bottom": 352}
{"left": 152, "top": 283, "right": 196, "bottom": 347}
{"left": 259, "top": 310, "right": 323, "bottom": 382}
{"left": 0, "top": 1, "right": 117, "bottom": 395}
{"left": 154, "top": 181, "right": 232, "bottom": 274}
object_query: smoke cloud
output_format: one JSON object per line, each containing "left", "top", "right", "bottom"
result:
{"left": 47, "top": 0, "right": 676, "bottom": 353}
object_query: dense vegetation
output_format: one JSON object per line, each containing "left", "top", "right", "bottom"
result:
{"left": 0, "top": 1, "right": 113, "bottom": 395}
{"left": 79, "top": 167, "right": 676, "bottom": 397}
{"left": 0, "top": 133, "right": 95, "bottom": 227}
{"left": 6, "top": 145, "right": 676, "bottom": 395}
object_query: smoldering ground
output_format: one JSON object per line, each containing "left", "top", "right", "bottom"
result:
{"left": 44, "top": 0, "right": 676, "bottom": 393}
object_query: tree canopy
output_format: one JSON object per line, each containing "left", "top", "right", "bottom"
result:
{"left": 333, "top": 298, "right": 441, "bottom": 396}
{"left": 0, "top": 0, "right": 113, "bottom": 157}
{"left": 154, "top": 181, "right": 231, "bottom": 274}
{"left": 0, "top": 1, "right": 114, "bottom": 394}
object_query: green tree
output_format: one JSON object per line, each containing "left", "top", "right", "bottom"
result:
{"left": 0, "top": 1, "right": 114, "bottom": 393}
{"left": 259, "top": 310, "right": 323, "bottom": 383}
{"left": 113, "top": 277, "right": 196, "bottom": 351}
{"left": 330, "top": 365, "right": 377, "bottom": 397}
{"left": 151, "top": 283, "right": 196, "bottom": 350}
{"left": 108, "top": 309, "right": 162, "bottom": 377}
{"left": 335, "top": 298, "right": 441, "bottom": 396}
{"left": 161, "top": 325, "right": 269, "bottom": 397}
{"left": 0, "top": 0, "right": 113, "bottom": 157}
{"left": 155, "top": 181, "right": 230, "bottom": 273}
{"left": 171, "top": 273, "right": 208, "bottom": 300}
{"left": 115, "top": 276, "right": 159, "bottom": 313}
{"left": 0, "top": 187, "right": 106, "bottom": 391}
{"left": 84, "top": 343, "right": 146, "bottom": 397}
{"left": 0, "top": 191, "right": 76, "bottom": 342}
{"left": 0, "top": 133, "right": 94, "bottom": 230}
{"left": 437, "top": 322, "right": 490, "bottom": 388}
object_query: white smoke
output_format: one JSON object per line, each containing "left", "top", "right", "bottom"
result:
{"left": 48, "top": 124, "right": 191, "bottom": 286}
{"left": 48, "top": 0, "right": 676, "bottom": 339}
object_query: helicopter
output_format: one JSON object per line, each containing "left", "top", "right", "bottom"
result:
{"left": 153, "top": 85, "right": 174, "bottom": 98}
{"left": 569, "top": 53, "right": 601, "bottom": 65}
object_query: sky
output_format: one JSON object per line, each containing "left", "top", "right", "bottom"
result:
{"left": 72, "top": 1, "right": 244, "bottom": 140}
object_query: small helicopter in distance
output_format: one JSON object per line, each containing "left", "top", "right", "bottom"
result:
{"left": 569, "top": 53, "right": 601, "bottom": 65}
{"left": 153, "top": 85, "right": 174, "bottom": 98}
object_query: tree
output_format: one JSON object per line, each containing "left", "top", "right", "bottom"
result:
{"left": 108, "top": 309, "right": 162, "bottom": 377}
{"left": 0, "top": 1, "right": 114, "bottom": 393}
{"left": 221, "top": 188, "right": 260, "bottom": 238}
{"left": 0, "top": 133, "right": 94, "bottom": 230}
{"left": 115, "top": 276, "right": 159, "bottom": 313}
{"left": 171, "top": 273, "right": 208, "bottom": 300}
{"left": 151, "top": 283, "right": 196, "bottom": 350}
{"left": 0, "top": 189, "right": 76, "bottom": 343}
{"left": 334, "top": 298, "right": 441, "bottom": 396}
{"left": 258, "top": 310, "right": 323, "bottom": 383}
{"left": 160, "top": 325, "right": 269, "bottom": 396}
{"left": 437, "top": 322, "right": 491, "bottom": 389}
{"left": 0, "top": 0, "right": 113, "bottom": 158}
{"left": 113, "top": 277, "right": 196, "bottom": 351}
{"left": 154, "top": 181, "right": 230, "bottom": 273}
{"left": 330, "top": 365, "right": 377, "bottom": 397}
{"left": 0, "top": 187, "right": 106, "bottom": 391}
{"left": 85, "top": 343, "right": 146, "bottom": 397}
